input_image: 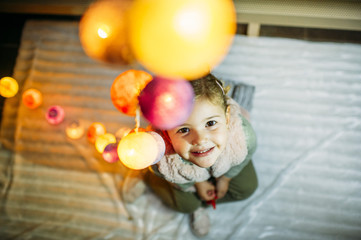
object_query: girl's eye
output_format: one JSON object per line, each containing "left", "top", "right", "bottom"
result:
{"left": 177, "top": 127, "right": 189, "bottom": 134}
{"left": 206, "top": 120, "right": 217, "bottom": 127}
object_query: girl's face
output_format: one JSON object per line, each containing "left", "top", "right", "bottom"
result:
{"left": 167, "top": 97, "right": 229, "bottom": 168}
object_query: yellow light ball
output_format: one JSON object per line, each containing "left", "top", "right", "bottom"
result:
{"left": 95, "top": 133, "right": 116, "bottom": 153}
{"left": 118, "top": 132, "right": 158, "bottom": 170}
{"left": 66, "top": 120, "right": 85, "bottom": 140}
{"left": 0, "top": 77, "right": 19, "bottom": 98}
{"left": 79, "top": 0, "right": 134, "bottom": 64}
{"left": 129, "top": 0, "right": 236, "bottom": 80}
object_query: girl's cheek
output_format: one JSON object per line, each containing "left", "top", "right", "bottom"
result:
{"left": 217, "top": 129, "right": 229, "bottom": 145}
{"left": 171, "top": 138, "right": 186, "bottom": 151}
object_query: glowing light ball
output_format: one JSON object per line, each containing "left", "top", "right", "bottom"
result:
{"left": 110, "top": 69, "right": 153, "bottom": 116}
{"left": 66, "top": 120, "right": 85, "bottom": 139}
{"left": 138, "top": 76, "right": 194, "bottom": 129}
{"left": 129, "top": 127, "right": 146, "bottom": 134}
{"left": 0, "top": 77, "right": 19, "bottom": 98}
{"left": 46, "top": 105, "right": 65, "bottom": 125}
{"left": 118, "top": 132, "right": 158, "bottom": 170}
{"left": 95, "top": 133, "right": 116, "bottom": 153}
{"left": 22, "top": 88, "right": 42, "bottom": 109}
{"left": 129, "top": 0, "right": 236, "bottom": 80}
{"left": 102, "top": 143, "right": 119, "bottom": 163}
{"left": 79, "top": 0, "right": 135, "bottom": 64}
{"left": 148, "top": 131, "right": 165, "bottom": 164}
{"left": 115, "top": 126, "right": 132, "bottom": 141}
{"left": 87, "top": 122, "right": 106, "bottom": 143}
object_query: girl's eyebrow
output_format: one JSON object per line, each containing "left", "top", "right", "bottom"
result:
{"left": 176, "top": 115, "right": 222, "bottom": 129}
{"left": 176, "top": 123, "right": 190, "bottom": 129}
{"left": 205, "top": 115, "right": 222, "bottom": 120}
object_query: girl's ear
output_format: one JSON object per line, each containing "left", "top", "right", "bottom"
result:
{"left": 226, "top": 105, "right": 231, "bottom": 126}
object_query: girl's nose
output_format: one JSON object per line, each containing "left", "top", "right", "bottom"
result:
{"left": 191, "top": 131, "right": 207, "bottom": 145}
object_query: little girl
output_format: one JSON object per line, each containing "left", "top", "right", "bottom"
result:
{"left": 144, "top": 73, "right": 258, "bottom": 237}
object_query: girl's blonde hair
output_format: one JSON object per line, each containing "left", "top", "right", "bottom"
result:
{"left": 190, "top": 73, "right": 229, "bottom": 112}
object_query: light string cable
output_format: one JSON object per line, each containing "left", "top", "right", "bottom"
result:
{"left": 215, "top": 79, "right": 225, "bottom": 96}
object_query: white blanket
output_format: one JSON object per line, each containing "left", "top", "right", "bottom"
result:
{"left": 0, "top": 20, "right": 360, "bottom": 240}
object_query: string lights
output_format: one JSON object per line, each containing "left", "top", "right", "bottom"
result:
{"left": 6, "top": 0, "right": 236, "bottom": 171}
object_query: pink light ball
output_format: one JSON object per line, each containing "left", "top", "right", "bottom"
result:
{"left": 46, "top": 105, "right": 65, "bottom": 125}
{"left": 102, "top": 143, "right": 119, "bottom": 163}
{"left": 148, "top": 131, "right": 165, "bottom": 165}
{"left": 138, "top": 76, "right": 194, "bottom": 130}
{"left": 118, "top": 132, "right": 158, "bottom": 170}
{"left": 22, "top": 88, "right": 42, "bottom": 109}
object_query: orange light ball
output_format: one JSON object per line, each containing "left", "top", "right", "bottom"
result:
{"left": 79, "top": 0, "right": 134, "bottom": 64}
{"left": 95, "top": 133, "right": 116, "bottom": 153}
{"left": 118, "top": 132, "right": 158, "bottom": 170}
{"left": 110, "top": 69, "right": 153, "bottom": 116}
{"left": 129, "top": 0, "right": 236, "bottom": 80}
{"left": 22, "top": 88, "right": 43, "bottom": 109}
{"left": 87, "top": 122, "right": 106, "bottom": 143}
{"left": 0, "top": 77, "right": 19, "bottom": 98}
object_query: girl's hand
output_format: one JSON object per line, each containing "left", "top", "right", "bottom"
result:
{"left": 194, "top": 181, "right": 216, "bottom": 201}
{"left": 216, "top": 176, "right": 231, "bottom": 199}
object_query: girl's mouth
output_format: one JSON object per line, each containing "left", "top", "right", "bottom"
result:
{"left": 191, "top": 147, "right": 214, "bottom": 157}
